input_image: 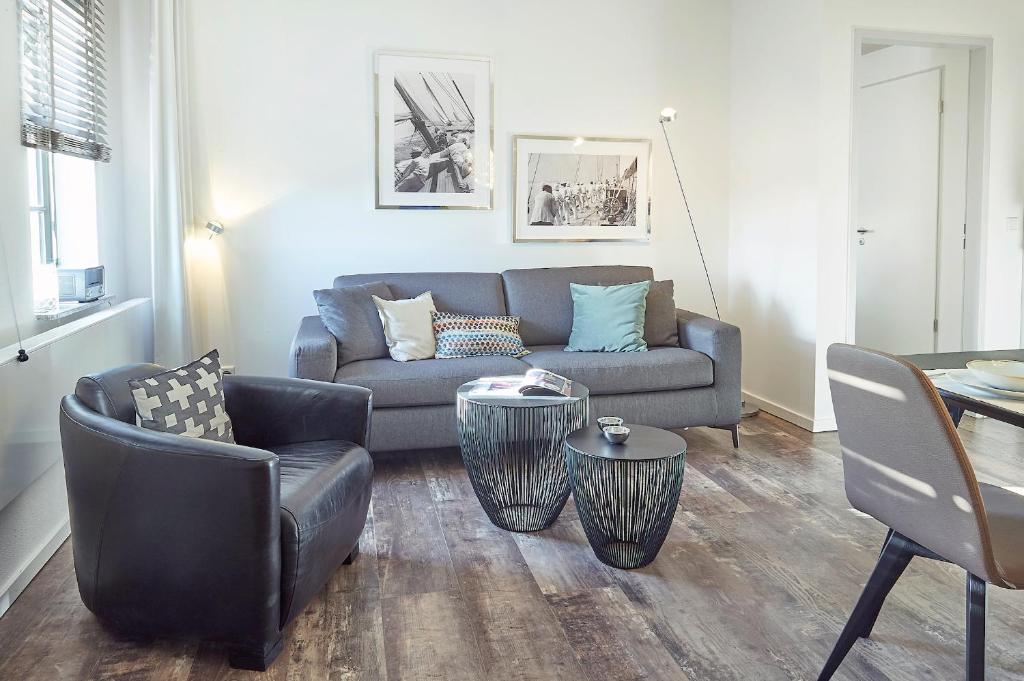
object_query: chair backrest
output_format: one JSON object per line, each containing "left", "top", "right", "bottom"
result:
{"left": 74, "top": 363, "right": 165, "bottom": 423}
{"left": 827, "top": 344, "right": 1001, "bottom": 583}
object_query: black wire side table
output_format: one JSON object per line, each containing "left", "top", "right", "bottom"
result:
{"left": 565, "top": 425, "right": 686, "bottom": 569}
{"left": 456, "top": 380, "right": 589, "bottom": 532}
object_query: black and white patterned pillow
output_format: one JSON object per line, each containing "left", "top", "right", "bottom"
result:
{"left": 128, "top": 349, "right": 234, "bottom": 443}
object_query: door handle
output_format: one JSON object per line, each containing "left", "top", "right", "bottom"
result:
{"left": 856, "top": 228, "right": 874, "bottom": 234}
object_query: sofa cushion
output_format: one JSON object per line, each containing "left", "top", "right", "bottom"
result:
{"left": 566, "top": 281, "right": 650, "bottom": 353}
{"left": 433, "top": 312, "right": 530, "bottom": 359}
{"left": 502, "top": 265, "right": 654, "bottom": 346}
{"left": 334, "top": 272, "right": 507, "bottom": 316}
{"left": 373, "top": 291, "right": 437, "bottom": 362}
{"left": 335, "top": 355, "right": 531, "bottom": 407}
{"left": 128, "top": 349, "right": 234, "bottom": 443}
{"left": 314, "top": 281, "right": 393, "bottom": 365}
{"left": 645, "top": 280, "right": 680, "bottom": 347}
{"left": 521, "top": 345, "right": 713, "bottom": 395}
{"left": 274, "top": 439, "right": 372, "bottom": 626}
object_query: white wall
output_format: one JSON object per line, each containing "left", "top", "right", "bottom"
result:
{"left": 0, "top": 299, "right": 153, "bottom": 616}
{"left": 728, "top": 0, "right": 823, "bottom": 428}
{"left": 184, "top": 0, "right": 733, "bottom": 376}
{"left": 731, "top": 0, "right": 1024, "bottom": 430}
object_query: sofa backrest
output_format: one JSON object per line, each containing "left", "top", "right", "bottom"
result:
{"left": 334, "top": 272, "right": 507, "bottom": 316}
{"left": 501, "top": 265, "right": 654, "bottom": 346}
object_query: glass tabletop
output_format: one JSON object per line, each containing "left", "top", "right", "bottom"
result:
{"left": 457, "top": 377, "right": 589, "bottom": 408}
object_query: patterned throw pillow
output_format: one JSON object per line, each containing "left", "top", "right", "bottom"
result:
{"left": 432, "top": 313, "right": 530, "bottom": 359}
{"left": 128, "top": 349, "right": 234, "bottom": 443}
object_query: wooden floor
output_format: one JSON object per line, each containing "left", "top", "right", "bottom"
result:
{"left": 1, "top": 413, "right": 1023, "bottom": 680}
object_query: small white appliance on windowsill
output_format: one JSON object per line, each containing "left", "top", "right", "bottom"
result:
{"left": 58, "top": 265, "right": 105, "bottom": 302}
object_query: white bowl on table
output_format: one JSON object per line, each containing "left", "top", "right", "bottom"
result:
{"left": 966, "top": 360, "right": 1024, "bottom": 393}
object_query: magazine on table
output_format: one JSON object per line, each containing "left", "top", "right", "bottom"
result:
{"left": 468, "top": 369, "right": 573, "bottom": 399}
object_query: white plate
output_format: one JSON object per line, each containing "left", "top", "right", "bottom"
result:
{"left": 966, "top": 360, "right": 1024, "bottom": 392}
{"left": 947, "top": 369, "right": 1024, "bottom": 400}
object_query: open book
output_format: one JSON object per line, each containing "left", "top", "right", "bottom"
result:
{"left": 468, "top": 369, "right": 573, "bottom": 399}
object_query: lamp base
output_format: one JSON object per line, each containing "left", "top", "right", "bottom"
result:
{"left": 740, "top": 401, "right": 760, "bottom": 419}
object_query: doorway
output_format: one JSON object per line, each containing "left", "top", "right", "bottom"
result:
{"left": 849, "top": 32, "right": 990, "bottom": 355}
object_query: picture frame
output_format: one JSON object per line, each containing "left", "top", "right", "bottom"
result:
{"left": 375, "top": 51, "right": 493, "bottom": 210}
{"left": 512, "top": 135, "right": 651, "bottom": 243}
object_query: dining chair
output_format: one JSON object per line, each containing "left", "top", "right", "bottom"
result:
{"left": 820, "top": 344, "right": 1024, "bottom": 681}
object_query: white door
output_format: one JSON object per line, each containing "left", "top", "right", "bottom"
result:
{"left": 854, "top": 68, "right": 942, "bottom": 355}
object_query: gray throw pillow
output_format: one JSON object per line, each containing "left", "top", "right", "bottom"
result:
{"left": 314, "top": 282, "right": 393, "bottom": 365}
{"left": 128, "top": 349, "right": 234, "bottom": 443}
{"left": 645, "top": 280, "right": 679, "bottom": 347}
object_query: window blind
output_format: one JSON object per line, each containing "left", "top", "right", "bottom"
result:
{"left": 19, "top": 0, "right": 110, "bottom": 162}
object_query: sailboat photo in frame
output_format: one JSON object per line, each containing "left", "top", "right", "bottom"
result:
{"left": 375, "top": 52, "right": 493, "bottom": 210}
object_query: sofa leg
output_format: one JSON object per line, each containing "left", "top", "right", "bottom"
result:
{"left": 228, "top": 635, "right": 283, "bottom": 671}
{"left": 343, "top": 541, "right": 360, "bottom": 565}
{"left": 711, "top": 424, "right": 740, "bottom": 448}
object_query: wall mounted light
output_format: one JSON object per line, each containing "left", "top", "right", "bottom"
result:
{"left": 659, "top": 107, "right": 678, "bottom": 123}
{"left": 205, "top": 221, "right": 225, "bottom": 240}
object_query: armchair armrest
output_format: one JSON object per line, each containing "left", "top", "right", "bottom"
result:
{"left": 224, "top": 375, "right": 372, "bottom": 449}
{"left": 58, "top": 395, "right": 281, "bottom": 648}
{"left": 289, "top": 315, "right": 337, "bottom": 382}
{"left": 676, "top": 309, "right": 742, "bottom": 424}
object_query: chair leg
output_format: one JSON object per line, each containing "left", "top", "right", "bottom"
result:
{"left": 857, "top": 528, "right": 902, "bottom": 638}
{"left": 343, "top": 541, "right": 360, "bottom": 565}
{"left": 817, "top": 531, "right": 915, "bottom": 681}
{"left": 967, "top": 573, "right": 986, "bottom": 681}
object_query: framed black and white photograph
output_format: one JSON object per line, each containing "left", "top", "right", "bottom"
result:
{"left": 512, "top": 135, "right": 651, "bottom": 242}
{"left": 375, "top": 52, "right": 492, "bottom": 209}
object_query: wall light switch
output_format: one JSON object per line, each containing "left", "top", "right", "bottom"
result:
{"left": 1007, "top": 216, "right": 1021, "bottom": 232}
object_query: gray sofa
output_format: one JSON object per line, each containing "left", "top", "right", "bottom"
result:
{"left": 289, "top": 266, "right": 741, "bottom": 452}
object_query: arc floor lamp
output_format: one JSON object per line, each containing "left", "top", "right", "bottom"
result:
{"left": 660, "top": 107, "right": 757, "bottom": 417}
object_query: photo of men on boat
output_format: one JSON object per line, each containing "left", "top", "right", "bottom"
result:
{"left": 526, "top": 153, "right": 639, "bottom": 227}
{"left": 393, "top": 70, "right": 476, "bottom": 194}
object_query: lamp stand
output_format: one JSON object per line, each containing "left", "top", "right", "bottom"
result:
{"left": 660, "top": 114, "right": 758, "bottom": 418}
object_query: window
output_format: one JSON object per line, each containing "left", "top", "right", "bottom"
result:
{"left": 19, "top": 0, "right": 111, "bottom": 161}
{"left": 26, "top": 149, "right": 99, "bottom": 311}
{"left": 19, "top": 0, "right": 108, "bottom": 312}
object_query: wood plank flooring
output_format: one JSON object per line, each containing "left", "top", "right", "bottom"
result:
{"left": 1, "top": 413, "right": 1023, "bottom": 680}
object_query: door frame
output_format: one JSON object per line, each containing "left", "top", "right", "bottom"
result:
{"left": 846, "top": 29, "right": 992, "bottom": 351}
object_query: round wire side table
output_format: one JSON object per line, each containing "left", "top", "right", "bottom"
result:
{"left": 565, "top": 425, "right": 686, "bottom": 569}
{"left": 456, "top": 380, "right": 589, "bottom": 532}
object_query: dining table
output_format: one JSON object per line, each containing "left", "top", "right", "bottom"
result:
{"left": 903, "top": 349, "right": 1024, "bottom": 428}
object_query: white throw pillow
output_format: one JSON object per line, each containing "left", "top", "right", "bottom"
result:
{"left": 372, "top": 291, "right": 437, "bottom": 361}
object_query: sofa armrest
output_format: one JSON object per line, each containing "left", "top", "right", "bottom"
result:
{"left": 59, "top": 395, "right": 281, "bottom": 648}
{"left": 289, "top": 316, "right": 337, "bottom": 382}
{"left": 676, "top": 309, "right": 741, "bottom": 424}
{"left": 225, "top": 375, "right": 372, "bottom": 449}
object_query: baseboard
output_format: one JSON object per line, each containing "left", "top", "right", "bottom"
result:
{"left": 0, "top": 517, "right": 70, "bottom": 618}
{"left": 742, "top": 391, "right": 837, "bottom": 433}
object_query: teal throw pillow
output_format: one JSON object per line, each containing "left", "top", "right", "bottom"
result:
{"left": 565, "top": 281, "right": 651, "bottom": 352}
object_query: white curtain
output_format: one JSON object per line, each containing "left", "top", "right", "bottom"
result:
{"left": 148, "top": 0, "right": 196, "bottom": 366}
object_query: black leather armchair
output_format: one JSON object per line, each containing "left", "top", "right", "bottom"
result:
{"left": 58, "top": 364, "right": 374, "bottom": 671}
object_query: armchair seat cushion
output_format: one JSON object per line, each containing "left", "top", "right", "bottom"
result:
{"left": 334, "top": 355, "right": 530, "bottom": 407}
{"left": 272, "top": 440, "right": 373, "bottom": 625}
{"left": 521, "top": 345, "right": 713, "bottom": 395}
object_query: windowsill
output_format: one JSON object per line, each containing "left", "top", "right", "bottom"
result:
{"left": 34, "top": 294, "right": 116, "bottom": 321}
